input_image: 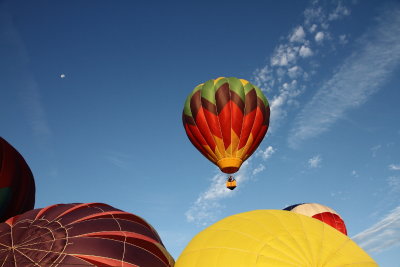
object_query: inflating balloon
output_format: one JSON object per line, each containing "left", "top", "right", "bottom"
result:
{"left": 0, "top": 137, "right": 35, "bottom": 222}
{"left": 176, "top": 210, "right": 377, "bottom": 266}
{"left": 182, "top": 77, "right": 270, "bottom": 189}
{"left": 283, "top": 203, "right": 347, "bottom": 235}
{"left": 0, "top": 203, "right": 174, "bottom": 266}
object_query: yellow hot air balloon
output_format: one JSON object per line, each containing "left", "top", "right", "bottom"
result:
{"left": 176, "top": 210, "right": 377, "bottom": 267}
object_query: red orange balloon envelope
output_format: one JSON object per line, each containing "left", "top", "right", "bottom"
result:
{"left": 182, "top": 77, "right": 270, "bottom": 175}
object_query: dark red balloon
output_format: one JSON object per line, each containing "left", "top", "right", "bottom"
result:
{"left": 0, "top": 137, "right": 35, "bottom": 222}
{"left": 0, "top": 203, "right": 174, "bottom": 266}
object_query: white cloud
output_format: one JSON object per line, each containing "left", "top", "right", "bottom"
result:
{"left": 304, "top": 6, "right": 325, "bottom": 26}
{"left": 185, "top": 161, "right": 250, "bottom": 225}
{"left": 371, "top": 145, "right": 381, "bottom": 157}
{"left": 309, "top": 24, "right": 318, "bottom": 33}
{"left": 288, "top": 6, "right": 400, "bottom": 148}
{"left": 387, "top": 176, "right": 400, "bottom": 192}
{"left": 281, "top": 80, "right": 301, "bottom": 96}
{"left": 351, "top": 170, "right": 359, "bottom": 177}
{"left": 299, "top": 45, "right": 313, "bottom": 57}
{"left": 328, "top": 2, "right": 351, "bottom": 21}
{"left": 269, "top": 93, "right": 289, "bottom": 126}
{"left": 105, "top": 151, "right": 133, "bottom": 169}
{"left": 339, "top": 34, "right": 349, "bottom": 45}
{"left": 288, "top": 66, "right": 302, "bottom": 79}
{"left": 276, "top": 68, "right": 286, "bottom": 78}
{"left": 186, "top": 145, "right": 276, "bottom": 225}
{"left": 289, "top": 26, "right": 306, "bottom": 42}
{"left": 389, "top": 164, "right": 400, "bottom": 171}
{"left": 253, "top": 1, "right": 352, "bottom": 134}
{"left": 330, "top": 190, "right": 349, "bottom": 200}
{"left": 271, "top": 44, "right": 299, "bottom": 66}
{"left": 308, "top": 155, "right": 322, "bottom": 168}
{"left": 253, "top": 66, "right": 274, "bottom": 92}
{"left": 21, "top": 82, "right": 52, "bottom": 137}
{"left": 315, "top": 31, "right": 325, "bottom": 43}
{"left": 353, "top": 206, "right": 400, "bottom": 254}
{"left": 256, "top": 146, "right": 276, "bottom": 160}
{"left": 252, "top": 164, "right": 265, "bottom": 175}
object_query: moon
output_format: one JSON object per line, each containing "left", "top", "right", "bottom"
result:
{"left": 60, "top": 74, "right": 66, "bottom": 79}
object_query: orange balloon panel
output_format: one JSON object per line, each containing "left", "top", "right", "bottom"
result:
{"left": 182, "top": 77, "right": 270, "bottom": 173}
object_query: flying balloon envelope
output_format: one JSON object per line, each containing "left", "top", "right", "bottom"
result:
{"left": 0, "top": 137, "right": 35, "bottom": 222}
{"left": 283, "top": 203, "right": 347, "bottom": 235}
{"left": 0, "top": 203, "right": 174, "bottom": 266}
{"left": 175, "top": 210, "right": 377, "bottom": 266}
{"left": 182, "top": 77, "right": 270, "bottom": 189}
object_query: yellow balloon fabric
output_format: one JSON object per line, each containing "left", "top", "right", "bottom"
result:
{"left": 176, "top": 210, "right": 377, "bottom": 267}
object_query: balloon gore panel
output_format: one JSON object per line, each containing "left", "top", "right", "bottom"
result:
{"left": 0, "top": 203, "right": 174, "bottom": 267}
{"left": 182, "top": 77, "right": 270, "bottom": 174}
{"left": 175, "top": 210, "right": 377, "bottom": 267}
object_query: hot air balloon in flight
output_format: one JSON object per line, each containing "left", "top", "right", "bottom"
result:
{"left": 283, "top": 203, "right": 347, "bottom": 235}
{"left": 0, "top": 203, "right": 174, "bottom": 266}
{"left": 0, "top": 137, "right": 35, "bottom": 222}
{"left": 182, "top": 77, "right": 270, "bottom": 190}
{"left": 175, "top": 210, "right": 377, "bottom": 266}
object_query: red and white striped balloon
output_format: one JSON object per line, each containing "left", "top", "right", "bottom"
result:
{"left": 283, "top": 203, "right": 347, "bottom": 235}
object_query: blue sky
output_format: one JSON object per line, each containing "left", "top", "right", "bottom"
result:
{"left": 1, "top": 0, "right": 399, "bottom": 265}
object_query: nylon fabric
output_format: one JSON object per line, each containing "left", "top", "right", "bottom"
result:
{"left": 182, "top": 77, "right": 270, "bottom": 174}
{"left": 175, "top": 210, "right": 377, "bottom": 267}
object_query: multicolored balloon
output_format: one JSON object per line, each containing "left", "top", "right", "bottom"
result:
{"left": 0, "top": 203, "right": 174, "bottom": 266}
{"left": 182, "top": 77, "right": 270, "bottom": 174}
{"left": 283, "top": 203, "right": 347, "bottom": 235}
{"left": 0, "top": 137, "right": 35, "bottom": 222}
{"left": 175, "top": 210, "right": 377, "bottom": 266}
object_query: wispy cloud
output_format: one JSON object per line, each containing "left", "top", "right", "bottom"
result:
{"left": 186, "top": 144, "right": 276, "bottom": 225}
{"left": 387, "top": 176, "right": 400, "bottom": 193}
{"left": 353, "top": 205, "right": 400, "bottom": 254}
{"left": 328, "top": 1, "right": 351, "bottom": 21}
{"left": 252, "top": 0, "right": 352, "bottom": 132}
{"left": 20, "top": 80, "right": 52, "bottom": 138}
{"left": 185, "top": 161, "right": 250, "bottom": 225}
{"left": 371, "top": 145, "right": 382, "bottom": 158}
{"left": 252, "top": 164, "right": 266, "bottom": 175}
{"left": 0, "top": 3, "right": 51, "bottom": 141}
{"left": 308, "top": 155, "right": 322, "bottom": 168}
{"left": 288, "top": 5, "right": 400, "bottom": 147}
{"left": 105, "top": 151, "right": 133, "bottom": 169}
{"left": 389, "top": 164, "right": 400, "bottom": 171}
{"left": 289, "top": 26, "right": 306, "bottom": 43}
{"left": 339, "top": 34, "right": 349, "bottom": 45}
{"left": 256, "top": 145, "right": 276, "bottom": 160}
{"left": 315, "top": 31, "right": 325, "bottom": 43}
{"left": 330, "top": 190, "right": 348, "bottom": 200}
{"left": 187, "top": 0, "right": 354, "bottom": 226}
{"left": 351, "top": 170, "right": 359, "bottom": 177}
